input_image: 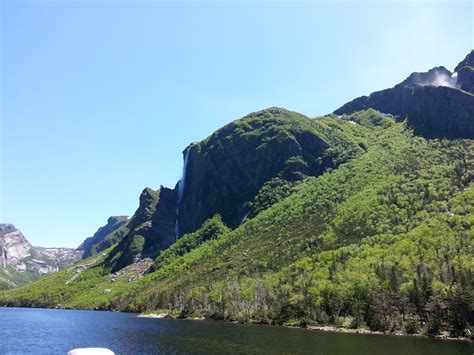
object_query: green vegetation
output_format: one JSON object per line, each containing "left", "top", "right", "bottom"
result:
{"left": 78, "top": 216, "right": 130, "bottom": 259}
{"left": 151, "top": 215, "right": 229, "bottom": 270}
{"left": 1, "top": 109, "right": 472, "bottom": 339}
{"left": 247, "top": 177, "right": 297, "bottom": 219}
{"left": 188, "top": 107, "right": 367, "bottom": 230}
{"left": 89, "top": 225, "right": 130, "bottom": 257}
{"left": 0, "top": 252, "right": 111, "bottom": 308}
{"left": 0, "top": 268, "right": 37, "bottom": 290}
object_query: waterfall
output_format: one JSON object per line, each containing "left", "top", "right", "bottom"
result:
{"left": 174, "top": 147, "right": 191, "bottom": 240}
{"left": 174, "top": 214, "right": 179, "bottom": 241}
{"left": 177, "top": 147, "right": 190, "bottom": 202}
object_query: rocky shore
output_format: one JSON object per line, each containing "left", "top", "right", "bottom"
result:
{"left": 137, "top": 311, "right": 472, "bottom": 343}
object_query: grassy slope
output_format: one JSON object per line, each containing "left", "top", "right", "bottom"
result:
{"left": 0, "top": 268, "right": 37, "bottom": 290}
{"left": 1, "top": 110, "right": 472, "bottom": 336}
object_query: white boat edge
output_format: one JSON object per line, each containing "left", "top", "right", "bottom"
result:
{"left": 68, "top": 348, "right": 114, "bottom": 355}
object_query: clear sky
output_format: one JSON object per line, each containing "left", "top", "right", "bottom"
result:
{"left": 1, "top": 0, "right": 472, "bottom": 248}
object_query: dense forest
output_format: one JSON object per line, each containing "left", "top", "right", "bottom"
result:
{"left": 2, "top": 109, "right": 472, "bottom": 339}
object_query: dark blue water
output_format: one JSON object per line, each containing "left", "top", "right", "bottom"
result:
{"left": 0, "top": 307, "right": 472, "bottom": 354}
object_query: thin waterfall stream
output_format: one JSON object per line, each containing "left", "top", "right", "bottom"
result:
{"left": 174, "top": 147, "right": 191, "bottom": 240}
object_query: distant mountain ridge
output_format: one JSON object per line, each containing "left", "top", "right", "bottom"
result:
{"left": 0, "top": 224, "right": 81, "bottom": 289}
{"left": 76, "top": 216, "right": 130, "bottom": 258}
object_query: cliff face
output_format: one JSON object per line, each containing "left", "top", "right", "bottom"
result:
{"left": 0, "top": 224, "right": 32, "bottom": 269}
{"left": 177, "top": 108, "right": 331, "bottom": 236}
{"left": 457, "top": 66, "right": 474, "bottom": 94}
{"left": 404, "top": 85, "right": 474, "bottom": 137}
{"left": 334, "top": 54, "right": 474, "bottom": 138}
{"left": 0, "top": 224, "right": 81, "bottom": 289}
{"left": 126, "top": 186, "right": 178, "bottom": 257}
{"left": 106, "top": 108, "right": 361, "bottom": 271}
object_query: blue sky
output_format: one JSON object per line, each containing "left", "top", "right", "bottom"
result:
{"left": 1, "top": 1, "right": 472, "bottom": 248}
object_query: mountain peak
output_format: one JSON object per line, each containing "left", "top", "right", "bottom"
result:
{"left": 244, "top": 107, "right": 297, "bottom": 119}
{"left": 0, "top": 224, "right": 18, "bottom": 236}
{"left": 400, "top": 66, "right": 453, "bottom": 88}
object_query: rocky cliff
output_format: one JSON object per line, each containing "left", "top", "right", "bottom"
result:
{"left": 0, "top": 224, "right": 31, "bottom": 269}
{"left": 0, "top": 224, "right": 81, "bottom": 289}
{"left": 106, "top": 187, "right": 179, "bottom": 269}
{"left": 334, "top": 51, "right": 474, "bottom": 138}
{"left": 177, "top": 108, "right": 332, "bottom": 235}
{"left": 457, "top": 66, "right": 474, "bottom": 94}
{"left": 454, "top": 50, "right": 474, "bottom": 72}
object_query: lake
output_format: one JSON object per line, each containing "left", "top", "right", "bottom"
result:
{"left": 0, "top": 307, "right": 472, "bottom": 354}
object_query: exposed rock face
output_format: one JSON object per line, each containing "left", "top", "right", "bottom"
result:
{"left": 106, "top": 187, "right": 179, "bottom": 271}
{"left": 19, "top": 247, "right": 79, "bottom": 274}
{"left": 0, "top": 224, "right": 81, "bottom": 288}
{"left": 334, "top": 53, "right": 474, "bottom": 138}
{"left": 77, "top": 216, "right": 129, "bottom": 258}
{"left": 450, "top": 50, "right": 474, "bottom": 95}
{"left": 404, "top": 85, "right": 474, "bottom": 137}
{"left": 127, "top": 188, "right": 160, "bottom": 231}
{"left": 127, "top": 186, "right": 178, "bottom": 256}
{"left": 457, "top": 66, "right": 474, "bottom": 94}
{"left": 107, "top": 108, "right": 355, "bottom": 271}
{"left": 148, "top": 187, "right": 179, "bottom": 252}
{"left": 400, "top": 66, "right": 457, "bottom": 88}
{"left": 0, "top": 224, "right": 32, "bottom": 269}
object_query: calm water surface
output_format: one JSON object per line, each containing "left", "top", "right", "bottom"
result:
{"left": 0, "top": 307, "right": 472, "bottom": 354}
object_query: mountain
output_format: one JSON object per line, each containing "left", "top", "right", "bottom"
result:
{"left": 76, "top": 216, "right": 130, "bottom": 259}
{"left": 105, "top": 108, "right": 364, "bottom": 271}
{"left": 0, "top": 224, "right": 81, "bottom": 289}
{"left": 1, "top": 51, "right": 473, "bottom": 339}
{"left": 334, "top": 51, "right": 474, "bottom": 138}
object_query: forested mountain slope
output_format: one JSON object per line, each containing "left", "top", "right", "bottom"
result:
{"left": 103, "top": 107, "right": 365, "bottom": 272}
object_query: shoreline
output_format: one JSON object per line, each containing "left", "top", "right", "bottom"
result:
{"left": 293, "top": 325, "right": 472, "bottom": 343}
{"left": 136, "top": 312, "right": 472, "bottom": 343}
{"left": 1, "top": 304, "right": 471, "bottom": 343}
